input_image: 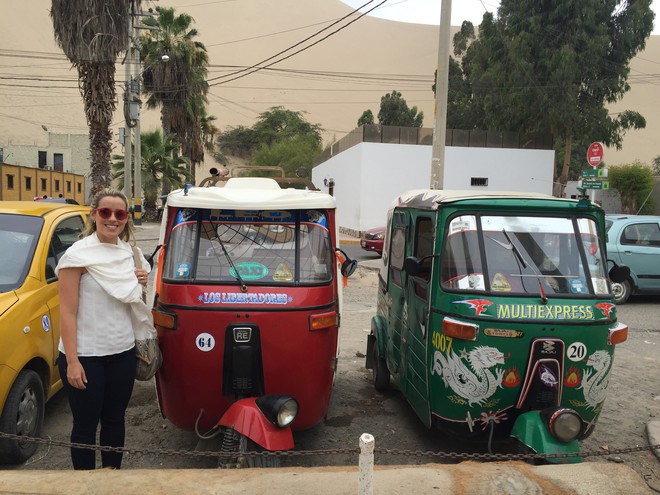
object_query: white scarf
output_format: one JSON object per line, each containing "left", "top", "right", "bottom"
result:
{"left": 56, "top": 233, "right": 156, "bottom": 340}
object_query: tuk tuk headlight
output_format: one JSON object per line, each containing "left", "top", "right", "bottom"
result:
{"left": 256, "top": 395, "right": 298, "bottom": 428}
{"left": 542, "top": 407, "right": 583, "bottom": 443}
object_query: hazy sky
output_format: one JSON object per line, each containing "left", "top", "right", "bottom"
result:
{"left": 340, "top": 0, "right": 660, "bottom": 35}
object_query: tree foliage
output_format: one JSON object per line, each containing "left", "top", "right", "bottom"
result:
{"left": 609, "top": 161, "right": 655, "bottom": 214}
{"left": 112, "top": 130, "right": 190, "bottom": 221}
{"left": 51, "top": 0, "right": 131, "bottom": 197}
{"left": 357, "top": 109, "right": 375, "bottom": 127}
{"left": 140, "top": 6, "right": 211, "bottom": 183}
{"left": 357, "top": 90, "right": 423, "bottom": 128}
{"left": 448, "top": 1, "right": 654, "bottom": 195}
{"left": 215, "top": 107, "right": 323, "bottom": 177}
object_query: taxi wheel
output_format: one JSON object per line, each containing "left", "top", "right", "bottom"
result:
{"left": 612, "top": 279, "right": 632, "bottom": 304}
{"left": 373, "top": 343, "right": 390, "bottom": 392}
{"left": 0, "top": 370, "right": 45, "bottom": 464}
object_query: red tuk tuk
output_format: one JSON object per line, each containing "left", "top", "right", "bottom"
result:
{"left": 150, "top": 177, "right": 356, "bottom": 465}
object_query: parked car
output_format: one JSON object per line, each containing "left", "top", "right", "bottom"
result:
{"left": 360, "top": 226, "right": 386, "bottom": 255}
{"left": 0, "top": 201, "right": 88, "bottom": 464}
{"left": 605, "top": 214, "right": 660, "bottom": 304}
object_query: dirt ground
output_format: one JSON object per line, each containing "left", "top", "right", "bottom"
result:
{"left": 2, "top": 265, "right": 659, "bottom": 490}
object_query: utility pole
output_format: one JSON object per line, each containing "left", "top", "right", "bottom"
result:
{"left": 133, "top": 24, "right": 142, "bottom": 226}
{"left": 430, "top": 0, "right": 452, "bottom": 190}
{"left": 123, "top": 8, "right": 133, "bottom": 205}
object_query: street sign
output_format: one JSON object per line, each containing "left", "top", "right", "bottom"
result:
{"left": 582, "top": 168, "right": 608, "bottom": 178}
{"left": 581, "top": 179, "right": 609, "bottom": 190}
{"left": 587, "top": 142, "right": 604, "bottom": 168}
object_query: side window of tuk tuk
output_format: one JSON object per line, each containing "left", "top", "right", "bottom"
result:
{"left": 389, "top": 211, "right": 408, "bottom": 288}
{"left": 440, "top": 215, "right": 485, "bottom": 292}
{"left": 411, "top": 217, "right": 434, "bottom": 299}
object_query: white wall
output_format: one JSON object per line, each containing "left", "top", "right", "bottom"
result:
{"left": 313, "top": 143, "right": 555, "bottom": 233}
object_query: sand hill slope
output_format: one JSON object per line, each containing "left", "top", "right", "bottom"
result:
{"left": 0, "top": 0, "right": 657, "bottom": 167}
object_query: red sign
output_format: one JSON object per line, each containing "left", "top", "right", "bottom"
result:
{"left": 587, "top": 142, "right": 604, "bottom": 168}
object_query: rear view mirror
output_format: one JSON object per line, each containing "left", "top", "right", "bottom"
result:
{"left": 341, "top": 259, "right": 358, "bottom": 277}
{"left": 609, "top": 263, "right": 631, "bottom": 284}
{"left": 336, "top": 248, "right": 358, "bottom": 278}
{"left": 403, "top": 256, "right": 422, "bottom": 276}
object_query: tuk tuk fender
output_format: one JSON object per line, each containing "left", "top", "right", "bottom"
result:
{"left": 510, "top": 410, "right": 582, "bottom": 464}
{"left": 366, "top": 315, "right": 388, "bottom": 369}
{"left": 218, "top": 398, "right": 294, "bottom": 451}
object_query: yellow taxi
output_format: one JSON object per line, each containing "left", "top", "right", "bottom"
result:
{"left": 0, "top": 200, "right": 89, "bottom": 464}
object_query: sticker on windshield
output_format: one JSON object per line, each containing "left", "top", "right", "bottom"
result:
{"left": 273, "top": 263, "right": 293, "bottom": 282}
{"left": 569, "top": 279, "right": 587, "bottom": 294}
{"left": 176, "top": 263, "right": 191, "bottom": 278}
{"left": 196, "top": 332, "right": 215, "bottom": 352}
{"left": 491, "top": 273, "right": 512, "bottom": 292}
{"left": 230, "top": 262, "right": 268, "bottom": 281}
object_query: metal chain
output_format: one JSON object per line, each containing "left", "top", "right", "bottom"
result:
{"left": 0, "top": 431, "right": 657, "bottom": 462}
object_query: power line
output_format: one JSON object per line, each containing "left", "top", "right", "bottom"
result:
{"left": 207, "top": 0, "right": 379, "bottom": 84}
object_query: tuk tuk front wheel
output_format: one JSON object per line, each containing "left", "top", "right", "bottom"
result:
{"left": 612, "top": 279, "right": 632, "bottom": 304}
{"left": 239, "top": 435, "right": 281, "bottom": 468}
{"left": 373, "top": 343, "right": 390, "bottom": 391}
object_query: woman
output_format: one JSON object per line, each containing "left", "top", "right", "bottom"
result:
{"left": 56, "top": 188, "right": 150, "bottom": 469}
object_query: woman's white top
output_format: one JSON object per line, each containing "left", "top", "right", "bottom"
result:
{"left": 60, "top": 272, "right": 135, "bottom": 356}
{"left": 56, "top": 232, "right": 153, "bottom": 357}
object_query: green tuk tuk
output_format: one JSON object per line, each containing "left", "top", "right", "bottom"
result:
{"left": 365, "top": 190, "right": 630, "bottom": 462}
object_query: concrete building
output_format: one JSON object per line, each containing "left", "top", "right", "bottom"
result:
{"left": 0, "top": 132, "right": 90, "bottom": 202}
{"left": 312, "top": 125, "right": 555, "bottom": 235}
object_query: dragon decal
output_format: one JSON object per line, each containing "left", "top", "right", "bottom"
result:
{"left": 578, "top": 350, "right": 612, "bottom": 409}
{"left": 431, "top": 346, "right": 505, "bottom": 406}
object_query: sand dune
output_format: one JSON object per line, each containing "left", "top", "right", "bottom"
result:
{"left": 0, "top": 0, "right": 657, "bottom": 167}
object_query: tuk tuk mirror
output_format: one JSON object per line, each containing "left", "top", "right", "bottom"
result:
{"left": 341, "top": 259, "right": 358, "bottom": 277}
{"left": 336, "top": 248, "right": 358, "bottom": 277}
{"left": 403, "top": 256, "right": 422, "bottom": 276}
{"left": 609, "top": 263, "right": 631, "bottom": 283}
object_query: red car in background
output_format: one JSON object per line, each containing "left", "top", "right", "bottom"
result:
{"left": 360, "top": 226, "right": 385, "bottom": 255}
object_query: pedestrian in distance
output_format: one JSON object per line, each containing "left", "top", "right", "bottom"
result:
{"left": 56, "top": 188, "right": 152, "bottom": 469}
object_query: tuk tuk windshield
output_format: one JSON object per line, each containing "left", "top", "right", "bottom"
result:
{"left": 162, "top": 208, "right": 334, "bottom": 286}
{"left": 440, "top": 214, "right": 610, "bottom": 297}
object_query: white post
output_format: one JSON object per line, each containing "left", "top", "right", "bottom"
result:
{"left": 358, "top": 433, "right": 374, "bottom": 495}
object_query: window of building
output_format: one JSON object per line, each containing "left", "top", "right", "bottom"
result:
{"left": 471, "top": 177, "right": 488, "bottom": 187}
{"left": 77, "top": 183, "right": 82, "bottom": 193}
{"left": 54, "top": 153, "right": 64, "bottom": 172}
{"left": 25, "top": 176, "right": 32, "bottom": 191}
{"left": 41, "top": 178, "right": 48, "bottom": 191}
{"left": 55, "top": 180, "right": 60, "bottom": 192}
{"left": 0, "top": 148, "right": 3, "bottom": 162}
{"left": 7, "top": 174, "right": 15, "bottom": 189}
{"left": 66, "top": 181, "right": 72, "bottom": 193}
{"left": 38, "top": 151, "right": 47, "bottom": 169}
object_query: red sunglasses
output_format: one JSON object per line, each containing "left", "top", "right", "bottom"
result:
{"left": 94, "top": 207, "right": 129, "bottom": 221}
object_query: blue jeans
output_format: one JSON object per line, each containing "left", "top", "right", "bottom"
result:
{"left": 58, "top": 348, "right": 136, "bottom": 469}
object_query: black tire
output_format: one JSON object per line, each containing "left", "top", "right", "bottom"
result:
{"left": 239, "top": 435, "right": 280, "bottom": 468}
{"left": 612, "top": 279, "right": 632, "bottom": 304}
{"left": 0, "top": 370, "right": 45, "bottom": 464}
{"left": 372, "top": 342, "right": 390, "bottom": 392}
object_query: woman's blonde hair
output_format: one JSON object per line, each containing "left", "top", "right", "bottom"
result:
{"left": 83, "top": 188, "right": 135, "bottom": 243}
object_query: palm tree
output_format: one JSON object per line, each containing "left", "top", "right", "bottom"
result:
{"left": 112, "top": 130, "right": 190, "bottom": 221}
{"left": 51, "top": 0, "right": 133, "bottom": 197}
{"left": 140, "top": 6, "right": 210, "bottom": 184}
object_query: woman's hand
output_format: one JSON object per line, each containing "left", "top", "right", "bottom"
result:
{"left": 67, "top": 361, "right": 87, "bottom": 390}
{"left": 135, "top": 268, "right": 149, "bottom": 287}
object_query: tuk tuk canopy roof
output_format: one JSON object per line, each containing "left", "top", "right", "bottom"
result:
{"left": 390, "top": 189, "right": 577, "bottom": 211}
{"left": 166, "top": 178, "right": 336, "bottom": 210}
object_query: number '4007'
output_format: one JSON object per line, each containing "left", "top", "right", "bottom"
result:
{"left": 431, "top": 330, "right": 453, "bottom": 354}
